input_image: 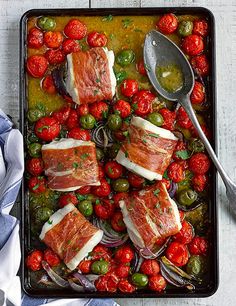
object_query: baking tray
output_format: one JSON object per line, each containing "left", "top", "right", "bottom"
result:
{"left": 19, "top": 7, "right": 218, "bottom": 298}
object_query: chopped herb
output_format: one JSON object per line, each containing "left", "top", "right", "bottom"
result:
{"left": 95, "top": 78, "right": 101, "bottom": 83}
{"left": 122, "top": 19, "right": 133, "bottom": 28}
{"left": 132, "top": 103, "right": 138, "bottom": 110}
{"left": 109, "top": 33, "right": 115, "bottom": 40}
{"left": 35, "top": 102, "right": 46, "bottom": 113}
{"left": 108, "top": 166, "right": 113, "bottom": 174}
{"left": 81, "top": 153, "right": 90, "bottom": 160}
{"left": 47, "top": 219, "right": 53, "bottom": 225}
{"left": 95, "top": 199, "right": 100, "bottom": 205}
{"left": 102, "top": 14, "right": 113, "bottom": 22}
{"left": 134, "top": 28, "right": 142, "bottom": 32}
{"left": 67, "top": 240, "right": 72, "bottom": 245}
{"left": 124, "top": 151, "right": 129, "bottom": 158}
{"left": 93, "top": 89, "right": 99, "bottom": 96}
{"left": 124, "top": 117, "right": 131, "bottom": 124}
{"left": 142, "top": 138, "right": 147, "bottom": 144}
{"left": 155, "top": 203, "right": 160, "bottom": 209}
{"left": 114, "top": 70, "right": 127, "bottom": 85}
{"left": 106, "top": 177, "right": 111, "bottom": 184}
{"left": 59, "top": 128, "right": 67, "bottom": 138}
{"left": 163, "top": 170, "right": 169, "bottom": 179}
{"left": 32, "top": 183, "right": 39, "bottom": 191}
{"left": 102, "top": 110, "right": 108, "bottom": 119}
{"left": 123, "top": 131, "right": 129, "bottom": 137}
{"left": 73, "top": 162, "right": 79, "bottom": 169}
{"left": 175, "top": 150, "right": 190, "bottom": 160}
{"left": 77, "top": 194, "right": 87, "bottom": 201}
{"left": 153, "top": 189, "right": 160, "bottom": 197}
{"left": 114, "top": 109, "right": 121, "bottom": 116}
{"left": 144, "top": 64, "right": 151, "bottom": 72}
{"left": 148, "top": 133, "right": 160, "bottom": 138}
{"left": 37, "top": 125, "right": 49, "bottom": 133}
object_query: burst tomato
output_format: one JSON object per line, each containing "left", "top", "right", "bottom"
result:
{"left": 176, "top": 106, "right": 192, "bottom": 129}
{"left": 149, "top": 275, "right": 167, "bottom": 292}
{"left": 27, "top": 55, "right": 48, "bottom": 78}
{"left": 44, "top": 31, "right": 63, "bottom": 49}
{"left": 94, "top": 198, "right": 114, "bottom": 219}
{"left": 158, "top": 108, "right": 176, "bottom": 131}
{"left": 182, "top": 34, "right": 204, "bottom": 56}
{"left": 76, "top": 104, "right": 89, "bottom": 117}
{"left": 92, "top": 178, "right": 111, "bottom": 197}
{"left": 167, "top": 162, "right": 184, "bottom": 183}
{"left": 192, "top": 173, "right": 208, "bottom": 192}
{"left": 166, "top": 242, "right": 189, "bottom": 267}
{"left": 189, "top": 153, "right": 210, "bottom": 174}
{"left": 190, "top": 81, "right": 205, "bottom": 104}
{"left": 115, "top": 263, "right": 130, "bottom": 278}
{"left": 62, "top": 38, "right": 81, "bottom": 54}
{"left": 26, "top": 250, "right": 43, "bottom": 271}
{"left": 95, "top": 274, "right": 119, "bottom": 292}
{"left": 104, "top": 161, "right": 123, "bottom": 179}
{"left": 76, "top": 185, "right": 91, "bottom": 195}
{"left": 113, "top": 99, "right": 131, "bottom": 118}
{"left": 52, "top": 106, "right": 71, "bottom": 124}
{"left": 78, "top": 260, "right": 92, "bottom": 273}
{"left": 132, "top": 90, "right": 155, "bottom": 116}
{"left": 113, "top": 192, "right": 129, "bottom": 208}
{"left": 127, "top": 172, "right": 145, "bottom": 189}
{"left": 65, "top": 109, "right": 78, "bottom": 130}
{"left": 120, "top": 79, "right": 139, "bottom": 97}
{"left": 118, "top": 279, "right": 136, "bottom": 293}
{"left": 42, "top": 75, "right": 56, "bottom": 94}
{"left": 136, "top": 60, "right": 147, "bottom": 76}
{"left": 190, "top": 54, "right": 209, "bottom": 76}
{"left": 35, "top": 116, "right": 60, "bottom": 141}
{"left": 193, "top": 19, "right": 209, "bottom": 37}
{"left": 45, "top": 49, "right": 65, "bottom": 65}
{"left": 26, "top": 158, "right": 44, "bottom": 176}
{"left": 157, "top": 13, "right": 178, "bottom": 34}
{"left": 115, "top": 245, "right": 134, "bottom": 264}
{"left": 67, "top": 127, "right": 91, "bottom": 140}
{"left": 173, "top": 220, "right": 194, "bottom": 244}
{"left": 87, "top": 31, "right": 108, "bottom": 47}
{"left": 27, "top": 27, "right": 44, "bottom": 49}
{"left": 92, "top": 245, "right": 111, "bottom": 261}
{"left": 173, "top": 140, "right": 187, "bottom": 161}
{"left": 111, "top": 211, "right": 126, "bottom": 232}
{"left": 28, "top": 176, "right": 46, "bottom": 194}
{"left": 89, "top": 101, "right": 109, "bottom": 121}
{"left": 64, "top": 19, "right": 87, "bottom": 40}
{"left": 43, "top": 248, "right": 61, "bottom": 267}
{"left": 188, "top": 236, "right": 208, "bottom": 255}
{"left": 58, "top": 192, "right": 78, "bottom": 208}
{"left": 140, "top": 259, "right": 160, "bottom": 276}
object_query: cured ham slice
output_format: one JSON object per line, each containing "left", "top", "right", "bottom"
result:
{"left": 42, "top": 138, "right": 100, "bottom": 191}
{"left": 119, "top": 182, "right": 181, "bottom": 251}
{"left": 116, "top": 116, "right": 178, "bottom": 181}
{"left": 40, "top": 203, "right": 103, "bottom": 271}
{"left": 66, "top": 47, "right": 116, "bottom": 104}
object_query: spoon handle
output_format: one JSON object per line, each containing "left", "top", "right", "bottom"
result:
{"left": 180, "top": 95, "right": 236, "bottom": 212}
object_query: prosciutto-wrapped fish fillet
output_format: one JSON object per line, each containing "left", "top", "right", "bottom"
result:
{"left": 42, "top": 138, "right": 100, "bottom": 191}
{"left": 40, "top": 204, "right": 103, "bottom": 271}
{"left": 66, "top": 47, "right": 116, "bottom": 104}
{"left": 119, "top": 182, "right": 181, "bottom": 251}
{"left": 116, "top": 116, "right": 178, "bottom": 181}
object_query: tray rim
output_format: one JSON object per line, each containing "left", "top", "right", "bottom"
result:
{"left": 19, "top": 6, "right": 218, "bottom": 299}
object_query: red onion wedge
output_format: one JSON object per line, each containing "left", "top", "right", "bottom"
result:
{"left": 73, "top": 272, "right": 96, "bottom": 292}
{"left": 168, "top": 182, "right": 177, "bottom": 198}
{"left": 42, "top": 261, "right": 69, "bottom": 288}
{"left": 135, "top": 237, "right": 170, "bottom": 259}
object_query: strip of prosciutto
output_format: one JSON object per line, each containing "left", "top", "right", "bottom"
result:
{"left": 66, "top": 47, "right": 116, "bottom": 104}
{"left": 116, "top": 116, "right": 178, "bottom": 181}
{"left": 40, "top": 204, "right": 103, "bottom": 271}
{"left": 42, "top": 138, "right": 100, "bottom": 191}
{"left": 119, "top": 182, "right": 181, "bottom": 251}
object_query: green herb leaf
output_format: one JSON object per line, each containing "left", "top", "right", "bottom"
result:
{"left": 148, "top": 133, "right": 160, "bottom": 138}
{"left": 124, "top": 151, "right": 129, "bottom": 158}
{"left": 37, "top": 125, "right": 49, "bottom": 133}
{"left": 163, "top": 170, "right": 169, "bottom": 179}
{"left": 109, "top": 33, "right": 115, "bottom": 40}
{"left": 93, "top": 89, "right": 99, "bottom": 96}
{"left": 122, "top": 19, "right": 133, "bottom": 28}
{"left": 95, "top": 199, "right": 100, "bottom": 205}
{"left": 80, "top": 153, "right": 90, "bottom": 160}
{"left": 32, "top": 183, "right": 39, "bottom": 191}
{"left": 114, "top": 70, "right": 127, "bottom": 85}
{"left": 102, "top": 110, "right": 108, "bottom": 119}
{"left": 77, "top": 194, "right": 87, "bottom": 201}
{"left": 175, "top": 150, "right": 190, "bottom": 160}
{"left": 123, "top": 131, "right": 129, "bottom": 137}
{"left": 102, "top": 14, "right": 113, "bottom": 22}
{"left": 95, "top": 78, "right": 101, "bottom": 83}
{"left": 57, "top": 162, "right": 64, "bottom": 171}
{"left": 47, "top": 219, "right": 53, "bottom": 225}
{"left": 73, "top": 162, "right": 79, "bottom": 169}
{"left": 153, "top": 189, "right": 160, "bottom": 197}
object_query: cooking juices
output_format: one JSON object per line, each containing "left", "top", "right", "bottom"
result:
{"left": 156, "top": 63, "right": 184, "bottom": 93}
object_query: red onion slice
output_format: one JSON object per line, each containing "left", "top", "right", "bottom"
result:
{"left": 73, "top": 272, "right": 96, "bottom": 292}
{"left": 42, "top": 261, "right": 69, "bottom": 288}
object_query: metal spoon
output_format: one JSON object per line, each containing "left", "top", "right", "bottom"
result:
{"left": 144, "top": 30, "right": 236, "bottom": 215}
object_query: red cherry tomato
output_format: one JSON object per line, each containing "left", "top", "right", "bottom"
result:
{"left": 161, "top": 178, "right": 171, "bottom": 190}
{"left": 65, "top": 109, "right": 78, "bottom": 130}
{"left": 193, "top": 19, "right": 209, "bottom": 37}
{"left": 166, "top": 241, "right": 189, "bottom": 267}
{"left": 190, "top": 124, "right": 211, "bottom": 139}
{"left": 26, "top": 158, "right": 44, "bottom": 176}
{"left": 113, "top": 192, "right": 129, "bottom": 208}
{"left": 192, "top": 173, "right": 208, "bottom": 192}
{"left": 173, "top": 220, "right": 194, "bottom": 244}
{"left": 78, "top": 259, "right": 92, "bottom": 273}
{"left": 189, "top": 153, "right": 210, "bottom": 174}
{"left": 132, "top": 90, "right": 155, "bottom": 116}
{"left": 136, "top": 60, "right": 147, "bottom": 76}
{"left": 75, "top": 185, "right": 91, "bottom": 195}
{"left": 98, "top": 165, "right": 105, "bottom": 180}
{"left": 173, "top": 140, "right": 187, "bottom": 161}
{"left": 62, "top": 38, "right": 81, "bottom": 54}
{"left": 118, "top": 279, "right": 136, "bottom": 293}
{"left": 158, "top": 108, "right": 176, "bottom": 131}
{"left": 188, "top": 236, "right": 208, "bottom": 255}
{"left": 92, "top": 178, "right": 111, "bottom": 197}
{"left": 179, "top": 210, "right": 185, "bottom": 222}
{"left": 28, "top": 176, "right": 46, "bottom": 194}
{"left": 42, "top": 75, "right": 56, "bottom": 94}
{"left": 43, "top": 248, "right": 61, "bottom": 267}
{"left": 113, "top": 121, "right": 129, "bottom": 141}
{"left": 127, "top": 172, "right": 145, "bottom": 189}
{"left": 111, "top": 211, "right": 126, "bottom": 232}
{"left": 87, "top": 31, "right": 108, "bottom": 47}
{"left": 44, "top": 31, "right": 63, "bottom": 49}
{"left": 77, "top": 104, "right": 89, "bottom": 117}
{"left": 94, "top": 198, "right": 114, "bottom": 219}
{"left": 45, "top": 49, "right": 65, "bottom": 65}
{"left": 35, "top": 116, "right": 60, "bottom": 141}
{"left": 26, "top": 250, "right": 43, "bottom": 271}
{"left": 157, "top": 13, "right": 178, "bottom": 34}
{"left": 67, "top": 127, "right": 91, "bottom": 141}
{"left": 113, "top": 99, "right": 131, "bottom": 119}
{"left": 64, "top": 19, "right": 87, "bottom": 40}
{"left": 167, "top": 162, "right": 184, "bottom": 183}
{"left": 27, "top": 27, "right": 44, "bottom": 49}
{"left": 115, "top": 263, "right": 130, "bottom": 278}
{"left": 176, "top": 106, "right": 192, "bottom": 129}
{"left": 58, "top": 192, "right": 78, "bottom": 208}
{"left": 182, "top": 34, "right": 204, "bottom": 56}
{"left": 140, "top": 259, "right": 160, "bottom": 276}
{"left": 27, "top": 55, "right": 48, "bottom": 78}
{"left": 115, "top": 245, "right": 134, "bottom": 264}
{"left": 190, "top": 81, "right": 205, "bottom": 104}
{"left": 92, "top": 244, "right": 112, "bottom": 261}
{"left": 104, "top": 161, "right": 123, "bottom": 179}
{"left": 52, "top": 106, "right": 71, "bottom": 124}
{"left": 149, "top": 275, "right": 167, "bottom": 292}
{"left": 89, "top": 101, "right": 109, "bottom": 121}
{"left": 190, "top": 54, "right": 209, "bottom": 76}
{"left": 95, "top": 274, "right": 119, "bottom": 292}
{"left": 120, "top": 79, "right": 139, "bottom": 97}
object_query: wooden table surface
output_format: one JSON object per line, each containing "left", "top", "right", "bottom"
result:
{"left": 1, "top": 0, "right": 236, "bottom": 305}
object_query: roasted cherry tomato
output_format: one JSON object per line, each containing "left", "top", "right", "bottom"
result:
{"left": 127, "top": 172, "right": 145, "bottom": 189}
{"left": 27, "top": 27, "right": 44, "bottom": 49}
{"left": 173, "top": 140, "right": 187, "bottom": 161}
{"left": 98, "top": 165, "right": 105, "bottom": 180}
{"left": 166, "top": 241, "right": 189, "bottom": 267}
{"left": 167, "top": 162, "right": 184, "bottom": 183}
{"left": 43, "top": 248, "right": 61, "bottom": 267}
{"left": 42, "top": 75, "right": 56, "bottom": 94}
{"left": 52, "top": 106, "right": 71, "bottom": 124}
{"left": 45, "top": 49, "right": 65, "bottom": 65}
{"left": 64, "top": 19, "right": 87, "bottom": 40}
{"left": 188, "top": 236, "right": 208, "bottom": 255}
{"left": 190, "top": 54, "right": 209, "bottom": 76}
{"left": 94, "top": 198, "right": 114, "bottom": 219}
{"left": 190, "top": 81, "right": 205, "bottom": 104}
{"left": 87, "top": 31, "right": 108, "bottom": 47}
{"left": 65, "top": 109, "right": 78, "bottom": 130}
{"left": 179, "top": 210, "right": 185, "bottom": 222}
{"left": 193, "top": 19, "right": 208, "bottom": 37}
{"left": 161, "top": 178, "right": 171, "bottom": 190}
{"left": 26, "top": 250, "right": 43, "bottom": 271}
{"left": 104, "top": 161, "right": 123, "bottom": 179}
{"left": 78, "top": 259, "right": 92, "bottom": 273}
{"left": 115, "top": 263, "right": 130, "bottom": 278}
{"left": 140, "top": 259, "right": 160, "bottom": 276}
{"left": 120, "top": 79, "right": 139, "bottom": 97}
{"left": 113, "top": 99, "right": 131, "bottom": 118}
{"left": 173, "top": 220, "right": 194, "bottom": 244}
{"left": 95, "top": 274, "right": 119, "bottom": 292}
{"left": 192, "top": 173, "right": 208, "bottom": 192}
{"left": 148, "top": 275, "right": 167, "bottom": 292}
{"left": 132, "top": 90, "right": 155, "bottom": 116}
{"left": 92, "top": 245, "right": 111, "bottom": 261}
{"left": 77, "top": 104, "right": 89, "bottom": 117}
{"left": 89, "top": 101, "right": 109, "bottom": 121}
{"left": 58, "top": 192, "right": 78, "bottom": 208}
{"left": 28, "top": 176, "right": 46, "bottom": 194}
{"left": 111, "top": 211, "right": 126, "bottom": 232}
{"left": 157, "top": 13, "right": 178, "bottom": 34}
{"left": 35, "top": 116, "right": 60, "bottom": 141}
{"left": 176, "top": 106, "right": 192, "bottom": 129}
{"left": 92, "top": 178, "right": 111, "bottom": 197}
{"left": 67, "top": 127, "right": 91, "bottom": 140}
{"left": 44, "top": 31, "right": 63, "bottom": 49}
{"left": 182, "top": 34, "right": 204, "bottom": 56}
{"left": 76, "top": 185, "right": 91, "bottom": 195}
{"left": 158, "top": 108, "right": 176, "bottom": 131}
{"left": 27, "top": 55, "right": 48, "bottom": 78}
{"left": 136, "top": 60, "right": 147, "bottom": 76}
{"left": 62, "top": 38, "right": 81, "bottom": 54}
{"left": 115, "top": 245, "right": 134, "bottom": 263}
{"left": 113, "top": 192, "right": 129, "bottom": 208}
{"left": 26, "top": 158, "right": 44, "bottom": 176}
{"left": 189, "top": 153, "right": 210, "bottom": 174}
{"left": 118, "top": 279, "right": 136, "bottom": 293}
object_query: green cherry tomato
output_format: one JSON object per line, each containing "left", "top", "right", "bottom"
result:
{"left": 116, "top": 49, "right": 135, "bottom": 67}
{"left": 35, "top": 207, "right": 53, "bottom": 222}
{"left": 108, "top": 143, "right": 121, "bottom": 159}
{"left": 96, "top": 148, "right": 104, "bottom": 161}
{"left": 112, "top": 178, "right": 129, "bottom": 192}
{"left": 91, "top": 260, "right": 109, "bottom": 275}
{"left": 178, "top": 20, "right": 193, "bottom": 37}
{"left": 78, "top": 200, "right": 93, "bottom": 217}
{"left": 27, "top": 109, "right": 45, "bottom": 123}
{"left": 188, "top": 138, "right": 205, "bottom": 153}
{"left": 131, "top": 273, "right": 148, "bottom": 287}
{"left": 186, "top": 255, "right": 207, "bottom": 277}
{"left": 80, "top": 114, "right": 96, "bottom": 130}
{"left": 178, "top": 188, "right": 198, "bottom": 206}
{"left": 28, "top": 142, "right": 42, "bottom": 157}
{"left": 37, "top": 16, "right": 56, "bottom": 31}
{"left": 147, "top": 112, "right": 164, "bottom": 127}
{"left": 107, "top": 114, "right": 122, "bottom": 131}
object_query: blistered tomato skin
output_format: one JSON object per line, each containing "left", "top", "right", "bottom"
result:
{"left": 132, "top": 90, "right": 155, "bottom": 116}
{"left": 43, "top": 248, "right": 61, "bottom": 267}
{"left": 26, "top": 250, "right": 43, "bottom": 271}
{"left": 92, "top": 178, "right": 111, "bottom": 197}
{"left": 189, "top": 153, "right": 210, "bottom": 174}
{"left": 118, "top": 279, "right": 136, "bottom": 293}
{"left": 27, "top": 55, "right": 48, "bottom": 78}
{"left": 26, "top": 158, "right": 44, "bottom": 176}
{"left": 176, "top": 106, "right": 192, "bottom": 129}
{"left": 149, "top": 275, "right": 167, "bottom": 292}
{"left": 166, "top": 241, "right": 189, "bottom": 267}
{"left": 190, "top": 54, "right": 209, "bottom": 76}
{"left": 62, "top": 38, "right": 81, "bottom": 54}
{"left": 65, "top": 109, "right": 78, "bottom": 130}
{"left": 35, "top": 116, "right": 60, "bottom": 141}
{"left": 115, "top": 263, "right": 130, "bottom": 278}
{"left": 87, "top": 31, "right": 108, "bottom": 47}
{"left": 190, "top": 81, "right": 205, "bottom": 104}
{"left": 189, "top": 236, "right": 208, "bottom": 255}
{"left": 182, "top": 34, "right": 204, "bottom": 56}
{"left": 92, "top": 245, "right": 111, "bottom": 261}
{"left": 58, "top": 192, "right": 78, "bottom": 208}
{"left": 89, "top": 101, "right": 109, "bottom": 121}
{"left": 113, "top": 100, "right": 131, "bottom": 118}
{"left": 42, "top": 75, "right": 56, "bottom": 94}
{"left": 67, "top": 127, "right": 91, "bottom": 141}
{"left": 111, "top": 211, "right": 126, "bottom": 232}
{"left": 173, "top": 220, "right": 194, "bottom": 244}
{"left": 157, "top": 13, "right": 178, "bottom": 34}
{"left": 64, "top": 19, "right": 87, "bottom": 40}
{"left": 28, "top": 176, "right": 46, "bottom": 194}
{"left": 112, "top": 192, "right": 129, "bottom": 208}
{"left": 158, "top": 108, "right": 176, "bottom": 131}
{"left": 52, "top": 106, "right": 71, "bottom": 124}
{"left": 104, "top": 161, "right": 123, "bottom": 179}
{"left": 193, "top": 19, "right": 209, "bottom": 37}
{"left": 78, "top": 260, "right": 92, "bottom": 274}
{"left": 44, "top": 31, "right": 63, "bottom": 49}
{"left": 140, "top": 259, "right": 160, "bottom": 276}
{"left": 115, "top": 245, "right": 134, "bottom": 263}
{"left": 27, "top": 27, "right": 44, "bottom": 49}
{"left": 94, "top": 199, "right": 114, "bottom": 219}
{"left": 167, "top": 162, "right": 184, "bottom": 183}
{"left": 77, "top": 104, "right": 89, "bottom": 117}
{"left": 45, "top": 49, "right": 65, "bottom": 65}
{"left": 120, "top": 79, "right": 139, "bottom": 97}
{"left": 136, "top": 60, "right": 147, "bottom": 76}
{"left": 127, "top": 172, "right": 145, "bottom": 189}
{"left": 192, "top": 173, "right": 208, "bottom": 192}
{"left": 173, "top": 141, "right": 187, "bottom": 161}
